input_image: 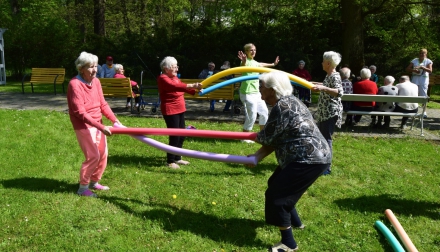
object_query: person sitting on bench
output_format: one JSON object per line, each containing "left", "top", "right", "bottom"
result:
{"left": 395, "top": 75, "right": 419, "bottom": 129}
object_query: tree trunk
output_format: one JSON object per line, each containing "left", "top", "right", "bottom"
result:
{"left": 10, "top": 0, "right": 20, "bottom": 14}
{"left": 94, "top": 0, "right": 105, "bottom": 36}
{"left": 75, "top": 0, "right": 86, "bottom": 43}
{"left": 341, "top": 0, "right": 365, "bottom": 75}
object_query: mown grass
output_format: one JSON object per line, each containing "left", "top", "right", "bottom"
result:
{"left": 0, "top": 108, "right": 439, "bottom": 251}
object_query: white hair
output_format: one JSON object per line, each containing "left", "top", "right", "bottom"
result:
{"left": 75, "top": 51, "right": 98, "bottom": 73}
{"left": 160, "top": 56, "right": 177, "bottom": 71}
{"left": 339, "top": 67, "right": 351, "bottom": 79}
{"left": 384, "top": 75, "right": 395, "bottom": 85}
{"left": 259, "top": 71, "right": 293, "bottom": 99}
{"left": 323, "top": 51, "right": 341, "bottom": 68}
{"left": 360, "top": 68, "right": 371, "bottom": 79}
{"left": 114, "top": 64, "right": 123, "bottom": 72}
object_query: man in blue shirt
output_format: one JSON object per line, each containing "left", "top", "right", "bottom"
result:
{"left": 100, "top": 56, "right": 115, "bottom": 78}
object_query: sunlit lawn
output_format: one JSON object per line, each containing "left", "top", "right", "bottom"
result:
{"left": 0, "top": 107, "right": 439, "bottom": 251}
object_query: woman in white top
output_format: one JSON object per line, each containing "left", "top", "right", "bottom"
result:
{"left": 406, "top": 49, "right": 433, "bottom": 95}
{"left": 406, "top": 48, "right": 432, "bottom": 117}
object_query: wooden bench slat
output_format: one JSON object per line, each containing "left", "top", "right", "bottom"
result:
{"left": 99, "top": 77, "right": 136, "bottom": 112}
{"left": 21, "top": 68, "right": 66, "bottom": 94}
{"left": 180, "top": 78, "right": 235, "bottom": 101}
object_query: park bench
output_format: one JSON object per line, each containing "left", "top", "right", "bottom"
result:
{"left": 21, "top": 68, "right": 65, "bottom": 94}
{"left": 341, "top": 94, "right": 430, "bottom": 136}
{"left": 428, "top": 74, "right": 440, "bottom": 96}
{"left": 180, "top": 78, "right": 239, "bottom": 114}
{"left": 99, "top": 77, "right": 137, "bottom": 113}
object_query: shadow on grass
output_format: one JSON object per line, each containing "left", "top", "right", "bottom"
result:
{"left": 1, "top": 177, "right": 77, "bottom": 193}
{"left": 99, "top": 195, "right": 268, "bottom": 248}
{"left": 334, "top": 194, "right": 440, "bottom": 220}
{"left": 2, "top": 177, "right": 270, "bottom": 247}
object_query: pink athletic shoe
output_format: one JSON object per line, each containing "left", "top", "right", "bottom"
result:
{"left": 91, "top": 183, "right": 110, "bottom": 191}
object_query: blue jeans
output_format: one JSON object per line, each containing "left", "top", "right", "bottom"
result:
{"left": 210, "top": 100, "right": 233, "bottom": 112}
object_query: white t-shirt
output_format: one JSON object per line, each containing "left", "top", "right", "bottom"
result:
{"left": 395, "top": 82, "right": 419, "bottom": 110}
{"left": 411, "top": 58, "right": 432, "bottom": 77}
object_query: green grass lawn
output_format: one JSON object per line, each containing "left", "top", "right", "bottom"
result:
{"left": 0, "top": 109, "right": 439, "bottom": 251}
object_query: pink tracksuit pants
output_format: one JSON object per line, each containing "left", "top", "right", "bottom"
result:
{"left": 74, "top": 127, "right": 108, "bottom": 185}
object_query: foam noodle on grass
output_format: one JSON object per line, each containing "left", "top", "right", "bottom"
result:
{"left": 385, "top": 209, "right": 419, "bottom": 252}
{"left": 374, "top": 220, "right": 405, "bottom": 252}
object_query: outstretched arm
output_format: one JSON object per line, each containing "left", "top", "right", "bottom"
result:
{"left": 259, "top": 56, "right": 280, "bottom": 67}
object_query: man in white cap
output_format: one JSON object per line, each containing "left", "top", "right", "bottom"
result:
{"left": 100, "top": 56, "right": 116, "bottom": 78}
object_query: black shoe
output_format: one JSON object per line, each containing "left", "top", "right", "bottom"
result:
{"left": 373, "top": 122, "right": 382, "bottom": 128}
{"left": 223, "top": 109, "right": 230, "bottom": 112}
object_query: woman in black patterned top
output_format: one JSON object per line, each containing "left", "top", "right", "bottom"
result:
{"left": 311, "top": 51, "right": 343, "bottom": 176}
{"left": 248, "top": 71, "right": 331, "bottom": 252}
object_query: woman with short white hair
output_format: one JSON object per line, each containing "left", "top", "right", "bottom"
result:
{"left": 67, "top": 51, "right": 120, "bottom": 197}
{"left": 311, "top": 51, "right": 343, "bottom": 175}
{"left": 248, "top": 71, "right": 331, "bottom": 252}
{"left": 158, "top": 56, "right": 202, "bottom": 169}
{"left": 352, "top": 67, "right": 378, "bottom": 125}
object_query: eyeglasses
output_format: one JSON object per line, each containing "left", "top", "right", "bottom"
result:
{"left": 170, "top": 65, "right": 179, "bottom": 69}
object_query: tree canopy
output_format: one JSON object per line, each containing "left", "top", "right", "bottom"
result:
{"left": 1, "top": 0, "right": 439, "bottom": 82}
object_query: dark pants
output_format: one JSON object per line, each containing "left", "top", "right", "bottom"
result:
{"left": 298, "top": 86, "right": 310, "bottom": 102}
{"left": 318, "top": 116, "right": 337, "bottom": 168}
{"left": 210, "top": 100, "right": 233, "bottom": 111}
{"left": 377, "top": 115, "right": 391, "bottom": 124}
{"left": 163, "top": 112, "right": 186, "bottom": 163}
{"left": 394, "top": 105, "right": 418, "bottom": 125}
{"left": 265, "top": 162, "right": 329, "bottom": 227}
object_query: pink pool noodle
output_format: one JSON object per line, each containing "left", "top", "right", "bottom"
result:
{"left": 111, "top": 127, "right": 257, "bottom": 140}
{"left": 385, "top": 209, "right": 418, "bottom": 252}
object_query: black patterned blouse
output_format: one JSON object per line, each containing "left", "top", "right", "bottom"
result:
{"left": 315, "top": 72, "right": 344, "bottom": 127}
{"left": 257, "top": 95, "right": 332, "bottom": 169}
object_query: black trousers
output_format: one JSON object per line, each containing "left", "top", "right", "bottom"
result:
{"left": 265, "top": 162, "right": 329, "bottom": 227}
{"left": 394, "top": 105, "right": 418, "bottom": 125}
{"left": 163, "top": 112, "right": 186, "bottom": 163}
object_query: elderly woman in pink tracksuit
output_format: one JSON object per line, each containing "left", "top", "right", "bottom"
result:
{"left": 67, "top": 51, "right": 120, "bottom": 198}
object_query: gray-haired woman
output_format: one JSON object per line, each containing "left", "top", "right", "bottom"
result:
{"left": 67, "top": 51, "right": 120, "bottom": 197}
{"left": 247, "top": 71, "right": 331, "bottom": 252}
{"left": 311, "top": 51, "right": 343, "bottom": 175}
{"left": 157, "top": 56, "right": 202, "bottom": 169}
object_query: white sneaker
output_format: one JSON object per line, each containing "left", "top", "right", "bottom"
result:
{"left": 270, "top": 242, "right": 298, "bottom": 252}
{"left": 241, "top": 139, "right": 255, "bottom": 144}
{"left": 219, "top": 100, "right": 223, "bottom": 103}
{"left": 126, "top": 102, "right": 131, "bottom": 108}
{"left": 135, "top": 103, "right": 139, "bottom": 108}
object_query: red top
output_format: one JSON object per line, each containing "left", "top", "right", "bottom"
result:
{"left": 292, "top": 68, "right": 312, "bottom": 81}
{"left": 114, "top": 73, "right": 138, "bottom": 86}
{"left": 157, "top": 74, "right": 196, "bottom": 115}
{"left": 353, "top": 79, "right": 378, "bottom": 107}
{"left": 67, "top": 76, "right": 117, "bottom": 131}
